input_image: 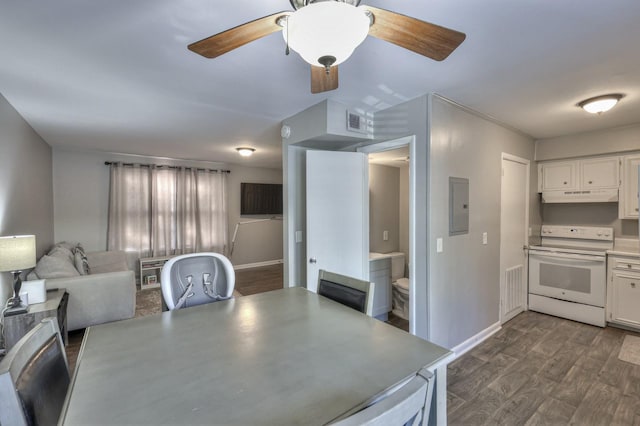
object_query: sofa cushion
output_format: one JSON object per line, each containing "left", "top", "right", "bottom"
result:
{"left": 87, "top": 251, "right": 129, "bottom": 274}
{"left": 33, "top": 254, "right": 81, "bottom": 279}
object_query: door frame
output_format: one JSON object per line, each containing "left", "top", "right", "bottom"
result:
{"left": 499, "top": 153, "right": 530, "bottom": 324}
{"left": 357, "top": 136, "right": 417, "bottom": 334}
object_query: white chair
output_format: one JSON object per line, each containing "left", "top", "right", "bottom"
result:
{"left": 161, "top": 252, "right": 235, "bottom": 310}
{"left": 330, "top": 367, "right": 435, "bottom": 426}
{"left": 0, "top": 317, "right": 70, "bottom": 426}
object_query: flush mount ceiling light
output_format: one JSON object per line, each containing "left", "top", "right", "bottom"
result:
{"left": 282, "top": 2, "right": 370, "bottom": 71}
{"left": 578, "top": 94, "right": 624, "bottom": 114}
{"left": 236, "top": 147, "right": 255, "bottom": 157}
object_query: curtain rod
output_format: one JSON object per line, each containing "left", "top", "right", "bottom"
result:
{"left": 104, "top": 161, "right": 230, "bottom": 174}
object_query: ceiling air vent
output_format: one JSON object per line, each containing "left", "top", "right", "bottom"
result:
{"left": 346, "top": 110, "right": 367, "bottom": 134}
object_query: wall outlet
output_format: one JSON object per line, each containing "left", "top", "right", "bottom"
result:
{"left": 528, "top": 227, "right": 532, "bottom": 237}
{"left": 436, "top": 238, "right": 443, "bottom": 253}
{"left": 383, "top": 230, "right": 389, "bottom": 241}
{"left": 295, "top": 231, "right": 303, "bottom": 243}
{"left": 482, "top": 232, "right": 488, "bottom": 245}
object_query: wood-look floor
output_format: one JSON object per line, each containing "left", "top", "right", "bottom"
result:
{"left": 448, "top": 310, "right": 640, "bottom": 425}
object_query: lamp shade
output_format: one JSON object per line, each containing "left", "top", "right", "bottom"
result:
{"left": 283, "top": 2, "right": 370, "bottom": 67}
{"left": 0, "top": 235, "right": 36, "bottom": 272}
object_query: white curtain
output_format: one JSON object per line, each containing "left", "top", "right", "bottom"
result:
{"left": 107, "top": 163, "right": 228, "bottom": 260}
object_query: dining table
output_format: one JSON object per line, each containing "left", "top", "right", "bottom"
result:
{"left": 60, "top": 287, "right": 453, "bottom": 425}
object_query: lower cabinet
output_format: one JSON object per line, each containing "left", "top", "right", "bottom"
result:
{"left": 607, "top": 255, "right": 640, "bottom": 329}
{"left": 369, "top": 257, "right": 392, "bottom": 320}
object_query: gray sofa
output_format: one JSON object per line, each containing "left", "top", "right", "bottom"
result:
{"left": 27, "top": 247, "right": 136, "bottom": 331}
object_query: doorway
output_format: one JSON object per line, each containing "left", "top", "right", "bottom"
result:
{"left": 499, "top": 153, "right": 530, "bottom": 323}
{"left": 358, "top": 136, "right": 416, "bottom": 333}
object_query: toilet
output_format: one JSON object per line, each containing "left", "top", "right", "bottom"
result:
{"left": 389, "top": 252, "right": 410, "bottom": 320}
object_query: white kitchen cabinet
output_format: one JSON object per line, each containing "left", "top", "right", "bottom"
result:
{"left": 369, "top": 257, "right": 391, "bottom": 320}
{"left": 539, "top": 160, "right": 577, "bottom": 191}
{"left": 619, "top": 154, "right": 640, "bottom": 219}
{"left": 539, "top": 156, "right": 621, "bottom": 193}
{"left": 580, "top": 157, "right": 619, "bottom": 189}
{"left": 607, "top": 255, "right": 640, "bottom": 330}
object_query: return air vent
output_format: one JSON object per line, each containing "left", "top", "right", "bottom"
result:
{"left": 346, "top": 110, "right": 367, "bottom": 134}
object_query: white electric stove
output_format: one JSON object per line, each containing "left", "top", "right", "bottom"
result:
{"left": 528, "top": 225, "right": 614, "bottom": 327}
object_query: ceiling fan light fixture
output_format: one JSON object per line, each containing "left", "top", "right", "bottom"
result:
{"left": 236, "top": 147, "right": 255, "bottom": 157}
{"left": 578, "top": 94, "right": 624, "bottom": 114}
{"left": 283, "top": 2, "right": 370, "bottom": 67}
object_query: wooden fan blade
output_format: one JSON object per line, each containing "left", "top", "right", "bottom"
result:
{"left": 311, "top": 66, "right": 339, "bottom": 94}
{"left": 360, "top": 6, "right": 465, "bottom": 61}
{"left": 188, "top": 12, "right": 291, "bottom": 59}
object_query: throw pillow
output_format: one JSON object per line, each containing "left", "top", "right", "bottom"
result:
{"left": 33, "top": 254, "right": 80, "bottom": 279}
{"left": 74, "top": 251, "right": 90, "bottom": 275}
{"left": 48, "top": 245, "right": 74, "bottom": 263}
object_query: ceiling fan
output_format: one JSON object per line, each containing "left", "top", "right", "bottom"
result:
{"left": 188, "top": 0, "right": 466, "bottom": 94}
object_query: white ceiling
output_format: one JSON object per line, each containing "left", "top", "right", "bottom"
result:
{"left": 1, "top": 0, "right": 639, "bottom": 169}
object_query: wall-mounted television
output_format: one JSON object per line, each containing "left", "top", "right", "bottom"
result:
{"left": 241, "top": 183, "right": 283, "bottom": 215}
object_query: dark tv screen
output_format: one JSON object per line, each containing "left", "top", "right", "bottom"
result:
{"left": 241, "top": 183, "right": 283, "bottom": 215}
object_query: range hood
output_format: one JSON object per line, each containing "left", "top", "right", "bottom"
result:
{"left": 542, "top": 188, "right": 619, "bottom": 203}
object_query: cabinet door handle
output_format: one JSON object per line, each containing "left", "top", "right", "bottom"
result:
{"left": 631, "top": 282, "right": 636, "bottom": 288}
{"left": 628, "top": 264, "right": 633, "bottom": 269}
{"left": 563, "top": 181, "right": 568, "bottom": 185}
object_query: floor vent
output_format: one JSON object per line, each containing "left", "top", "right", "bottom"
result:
{"left": 504, "top": 264, "right": 524, "bottom": 320}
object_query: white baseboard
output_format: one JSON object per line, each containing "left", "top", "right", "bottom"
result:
{"left": 451, "top": 321, "right": 502, "bottom": 360}
{"left": 233, "top": 259, "right": 283, "bottom": 271}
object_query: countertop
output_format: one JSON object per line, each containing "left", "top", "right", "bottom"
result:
{"left": 607, "top": 238, "right": 640, "bottom": 257}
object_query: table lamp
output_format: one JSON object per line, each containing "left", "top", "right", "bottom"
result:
{"left": 0, "top": 235, "right": 36, "bottom": 315}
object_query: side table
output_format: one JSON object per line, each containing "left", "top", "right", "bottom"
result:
{"left": 2, "top": 288, "right": 68, "bottom": 351}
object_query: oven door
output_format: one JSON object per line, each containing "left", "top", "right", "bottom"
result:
{"left": 528, "top": 251, "right": 606, "bottom": 307}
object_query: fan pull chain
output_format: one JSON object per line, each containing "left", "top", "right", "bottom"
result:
{"left": 285, "top": 17, "right": 290, "bottom": 55}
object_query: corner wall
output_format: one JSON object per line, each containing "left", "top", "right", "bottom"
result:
{"left": 52, "top": 148, "right": 283, "bottom": 267}
{"left": 0, "top": 94, "right": 54, "bottom": 303}
{"left": 429, "top": 95, "right": 539, "bottom": 349}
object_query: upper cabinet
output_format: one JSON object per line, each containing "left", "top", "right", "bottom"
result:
{"left": 619, "top": 154, "right": 640, "bottom": 219}
{"left": 538, "top": 157, "right": 619, "bottom": 192}
{"left": 580, "top": 157, "right": 620, "bottom": 189}
{"left": 539, "top": 160, "right": 577, "bottom": 191}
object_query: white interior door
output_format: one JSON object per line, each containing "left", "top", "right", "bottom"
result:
{"left": 306, "top": 150, "right": 369, "bottom": 292}
{"left": 500, "top": 155, "right": 529, "bottom": 323}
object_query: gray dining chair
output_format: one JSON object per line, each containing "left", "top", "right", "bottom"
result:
{"left": 330, "top": 367, "right": 435, "bottom": 426}
{"left": 161, "top": 252, "right": 235, "bottom": 310}
{"left": 317, "top": 269, "right": 374, "bottom": 316}
{"left": 0, "top": 317, "right": 70, "bottom": 426}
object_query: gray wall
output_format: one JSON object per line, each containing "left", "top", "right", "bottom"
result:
{"left": 399, "top": 164, "right": 410, "bottom": 263}
{"left": 429, "top": 95, "right": 539, "bottom": 349}
{"left": 0, "top": 94, "right": 54, "bottom": 303}
{"left": 536, "top": 123, "right": 640, "bottom": 161}
{"left": 52, "top": 148, "right": 283, "bottom": 267}
{"left": 369, "top": 164, "right": 400, "bottom": 254}
{"left": 543, "top": 203, "right": 638, "bottom": 238}
{"left": 535, "top": 126, "right": 640, "bottom": 239}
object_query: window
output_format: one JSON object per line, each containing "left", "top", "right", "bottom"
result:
{"left": 107, "top": 163, "right": 228, "bottom": 259}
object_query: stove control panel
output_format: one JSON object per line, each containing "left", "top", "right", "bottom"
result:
{"left": 540, "top": 225, "right": 614, "bottom": 241}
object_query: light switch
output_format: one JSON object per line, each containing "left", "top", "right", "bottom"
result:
{"left": 383, "top": 230, "right": 389, "bottom": 241}
{"left": 482, "top": 232, "right": 488, "bottom": 245}
{"left": 295, "top": 231, "right": 303, "bottom": 243}
{"left": 436, "top": 238, "right": 443, "bottom": 253}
